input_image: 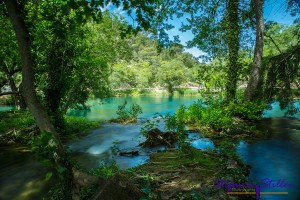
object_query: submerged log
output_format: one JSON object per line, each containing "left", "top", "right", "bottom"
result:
{"left": 119, "top": 150, "right": 139, "bottom": 156}
{"left": 140, "top": 128, "right": 178, "bottom": 147}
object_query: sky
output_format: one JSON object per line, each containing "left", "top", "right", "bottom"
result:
{"left": 176, "top": 0, "right": 299, "bottom": 57}
{"left": 104, "top": 0, "right": 299, "bottom": 57}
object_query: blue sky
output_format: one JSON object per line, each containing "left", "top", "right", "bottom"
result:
{"left": 104, "top": 0, "right": 299, "bottom": 57}
{"left": 179, "top": 0, "right": 298, "bottom": 57}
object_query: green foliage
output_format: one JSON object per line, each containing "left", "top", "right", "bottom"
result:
{"left": 140, "top": 114, "right": 162, "bottom": 136}
{"left": 0, "top": 110, "right": 35, "bottom": 134}
{"left": 262, "top": 23, "right": 300, "bottom": 104}
{"left": 48, "top": 182, "right": 72, "bottom": 200}
{"left": 3, "top": 97, "right": 14, "bottom": 105}
{"left": 114, "top": 100, "right": 143, "bottom": 123}
{"left": 109, "top": 34, "right": 201, "bottom": 92}
{"left": 182, "top": 100, "right": 232, "bottom": 131}
{"left": 224, "top": 101, "right": 266, "bottom": 121}
{"left": 128, "top": 103, "right": 143, "bottom": 119}
{"left": 80, "top": 184, "right": 98, "bottom": 200}
{"left": 62, "top": 116, "right": 99, "bottom": 140}
{"left": 140, "top": 111, "right": 187, "bottom": 146}
{"left": 91, "top": 162, "right": 119, "bottom": 177}
{"left": 29, "top": 131, "right": 57, "bottom": 167}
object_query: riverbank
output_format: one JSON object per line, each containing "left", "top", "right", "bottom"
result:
{"left": 0, "top": 110, "right": 100, "bottom": 146}
{"left": 112, "top": 87, "right": 202, "bottom": 97}
{"left": 124, "top": 147, "right": 253, "bottom": 200}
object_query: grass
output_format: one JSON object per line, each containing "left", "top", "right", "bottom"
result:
{"left": 62, "top": 116, "right": 99, "bottom": 141}
{"left": 0, "top": 110, "right": 35, "bottom": 134}
{"left": 0, "top": 110, "right": 100, "bottom": 144}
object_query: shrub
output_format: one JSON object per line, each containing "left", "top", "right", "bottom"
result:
{"left": 224, "top": 101, "right": 265, "bottom": 121}
{"left": 0, "top": 110, "right": 35, "bottom": 134}
{"left": 182, "top": 100, "right": 232, "bottom": 130}
{"left": 62, "top": 116, "right": 99, "bottom": 141}
{"left": 114, "top": 100, "right": 143, "bottom": 123}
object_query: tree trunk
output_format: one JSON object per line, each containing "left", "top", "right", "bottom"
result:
{"left": 244, "top": 0, "right": 264, "bottom": 101}
{"left": 1, "top": 62, "right": 26, "bottom": 109}
{"left": 225, "top": 0, "right": 240, "bottom": 101}
{"left": 2, "top": 0, "right": 74, "bottom": 195}
{"left": 2, "top": 0, "right": 57, "bottom": 134}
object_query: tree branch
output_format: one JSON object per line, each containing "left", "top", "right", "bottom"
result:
{"left": 265, "top": 33, "right": 282, "bottom": 53}
{"left": 0, "top": 64, "right": 21, "bottom": 88}
{"left": 0, "top": 91, "right": 19, "bottom": 96}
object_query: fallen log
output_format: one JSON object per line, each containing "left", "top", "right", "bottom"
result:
{"left": 119, "top": 150, "right": 139, "bottom": 156}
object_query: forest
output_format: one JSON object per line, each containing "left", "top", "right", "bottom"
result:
{"left": 0, "top": 0, "right": 300, "bottom": 200}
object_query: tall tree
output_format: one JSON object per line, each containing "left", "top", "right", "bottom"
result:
{"left": 2, "top": 0, "right": 163, "bottom": 198}
{"left": 171, "top": 0, "right": 252, "bottom": 100}
{"left": 244, "top": 0, "right": 264, "bottom": 101}
{"left": 225, "top": 0, "right": 240, "bottom": 100}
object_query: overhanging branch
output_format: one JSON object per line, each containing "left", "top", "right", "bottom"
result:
{"left": 0, "top": 91, "right": 19, "bottom": 96}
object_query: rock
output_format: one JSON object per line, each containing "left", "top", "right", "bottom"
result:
{"left": 140, "top": 128, "right": 178, "bottom": 147}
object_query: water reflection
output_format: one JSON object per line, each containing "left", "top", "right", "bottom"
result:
{"left": 237, "top": 118, "right": 300, "bottom": 200}
{"left": 263, "top": 101, "right": 300, "bottom": 118}
{"left": 0, "top": 148, "right": 52, "bottom": 200}
{"left": 67, "top": 96, "right": 196, "bottom": 121}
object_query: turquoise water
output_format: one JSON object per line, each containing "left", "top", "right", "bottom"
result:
{"left": 67, "top": 97, "right": 300, "bottom": 200}
{"left": 1, "top": 96, "right": 300, "bottom": 199}
{"left": 237, "top": 118, "right": 300, "bottom": 200}
{"left": 263, "top": 101, "right": 300, "bottom": 118}
{"left": 67, "top": 96, "right": 196, "bottom": 121}
{"left": 0, "top": 105, "right": 14, "bottom": 112}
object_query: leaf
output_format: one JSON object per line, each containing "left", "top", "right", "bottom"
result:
{"left": 45, "top": 172, "right": 53, "bottom": 181}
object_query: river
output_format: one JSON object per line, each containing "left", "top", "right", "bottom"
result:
{"left": 0, "top": 96, "right": 299, "bottom": 200}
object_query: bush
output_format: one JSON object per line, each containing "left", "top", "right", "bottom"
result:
{"left": 113, "top": 100, "right": 143, "bottom": 123}
{"left": 64, "top": 116, "right": 99, "bottom": 134}
{"left": 59, "top": 116, "right": 99, "bottom": 141}
{"left": 224, "top": 101, "right": 265, "bottom": 121}
{"left": 182, "top": 100, "right": 232, "bottom": 131}
{"left": 91, "top": 162, "right": 119, "bottom": 177}
{"left": 0, "top": 110, "right": 35, "bottom": 134}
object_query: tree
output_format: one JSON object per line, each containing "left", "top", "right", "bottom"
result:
{"left": 30, "top": 6, "right": 132, "bottom": 130}
{"left": 225, "top": 0, "right": 240, "bottom": 100}
{"left": 171, "top": 0, "right": 254, "bottom": 100}
{"left": 2, "top": 0, "right": 164, "bottom": 198}
{"left": 262, "top": 23, "right": 300, "bottom": 107}
{"left": 244, "top": 0, "right": 264, "bottom": 101}
{"left": 158, "top": 59, "right": 187, "bottom": 95}
{"left": 0, "top": 9, "right": 25, "bottom": 109}
{"left": 1, "top": 62, "right": 25, "bottom": 109}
